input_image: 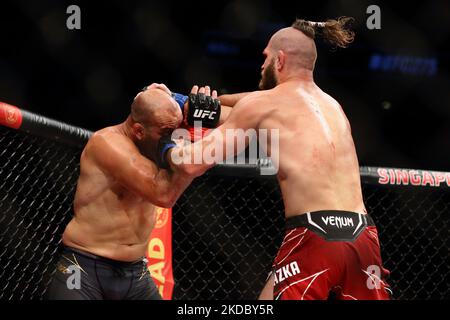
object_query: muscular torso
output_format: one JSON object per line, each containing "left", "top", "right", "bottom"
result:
{"left": 257, "top": 81, "right": 365, "bottom": 217}
{"left": 62, "top": 127, "right": 157, "bottom": 261}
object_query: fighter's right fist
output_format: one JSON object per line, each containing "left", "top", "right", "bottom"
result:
{"left": 187, "top": 85, "right": 221, "bottom": 128}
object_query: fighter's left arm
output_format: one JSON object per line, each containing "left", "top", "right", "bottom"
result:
{"left": 166, "top": 89, "right": 266, "bottom": 177}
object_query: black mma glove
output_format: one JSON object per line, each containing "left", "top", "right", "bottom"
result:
{"left": 187, "top": 92, "right": 221, "bottom": 128}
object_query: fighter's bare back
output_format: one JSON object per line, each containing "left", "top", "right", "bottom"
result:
{"left": 188, "top": 79, "right": 366, "bottom": 219}
{"left": 253, "top": 80, "right": 365, "bottom": 217}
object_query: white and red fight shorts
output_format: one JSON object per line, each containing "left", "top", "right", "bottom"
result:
{"left": 272, "top": 210, "right": 392, "bottom": 300}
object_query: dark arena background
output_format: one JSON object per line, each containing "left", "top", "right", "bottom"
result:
{"left": 0, "top": 0, "right": 449, "bottom": 301}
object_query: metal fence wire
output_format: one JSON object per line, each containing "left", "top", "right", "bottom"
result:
{"left": 0, "top": 125, "right": 449, "bottom": 300}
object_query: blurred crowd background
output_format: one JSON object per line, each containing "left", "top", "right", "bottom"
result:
{"left": 1, "top": 0, "right": 449, "bottom": 171}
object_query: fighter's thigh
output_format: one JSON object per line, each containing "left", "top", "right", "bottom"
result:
{"left": 339, "top": 227, "right": 392, "bottom": 300}
{"left": 273, "top": 266, "right": 332, "bottom": 300}
{"left": 126, "top": 269, "right": 162, "bottom": 300}
{"left": 272, "top": 229, "right": 335, "bottom": 300}
{"left": 258, "top": 273, "right": 274, "bottom": 300}
{"left": 46, "top": 263, "right": 102, "bottom": 300}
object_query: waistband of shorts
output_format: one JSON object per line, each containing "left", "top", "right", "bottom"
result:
{"left": 285, "top": 210, "right": 375, "bottom": 230}
{"left": 62, "top": 245, "right": 145, "bottom": 267}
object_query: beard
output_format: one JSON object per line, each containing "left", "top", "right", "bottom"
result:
{"left": 259, "top": 59, "right": 278, "bottom": 90}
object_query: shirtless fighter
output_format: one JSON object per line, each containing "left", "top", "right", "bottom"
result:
{"left": 47, "top": 84, "right": 194, "bottom": 299}
{"left": 162, "top": 18, "right": 392, "bottom": 300}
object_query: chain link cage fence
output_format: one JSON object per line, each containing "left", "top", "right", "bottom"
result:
{"left": 0, "top": 126, "right": 80, "bottom": 299}
{"left": 0, "top": 111, "right": 449, "bottom": 300}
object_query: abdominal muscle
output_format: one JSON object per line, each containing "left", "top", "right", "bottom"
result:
{"left": 62, "top": 184, "right": 157, "bottom": 262}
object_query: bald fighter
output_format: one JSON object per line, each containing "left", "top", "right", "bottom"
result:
{"left": 47, "top": 85, "right": 193, "bottom": 300}
{"left": 163, "top": 18, "right": 391, "bottom": 300}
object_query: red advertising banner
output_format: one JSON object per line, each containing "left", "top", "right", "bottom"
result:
{"left": 146, "top": 207, "right": 174, "bottom": 300}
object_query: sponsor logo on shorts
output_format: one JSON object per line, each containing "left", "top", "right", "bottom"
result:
{"left": 321, "top": 216, "right": 354, "bottom": 229}
{"left": 273, "top": 261, "right": 301, "bottom": 285}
